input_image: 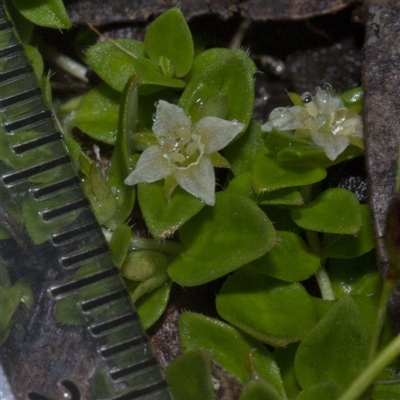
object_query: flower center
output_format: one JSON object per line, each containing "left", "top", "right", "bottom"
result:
{"left": 160, "top": 131, "right": 203, "bottom": 168}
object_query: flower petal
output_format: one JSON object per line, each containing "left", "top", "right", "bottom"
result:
{"left": 174, "top": 156, "right": 216, "bottom": 205}
{"left": 124, "top": 145, "right": 172, "bottom": 185}
{"left": 193, "top": 116, "right": 245, "bottom": 154}
{"left": 310, "top": 131, "right": 349, "bottom": 161}
{"left": 153, "top": 100, "right": 192, "bottom": 143}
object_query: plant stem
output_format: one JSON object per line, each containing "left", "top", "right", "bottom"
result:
{"left": 368, "top": 278, "right": 396, "bottom": 363}
{"left": 41, "top": 45, "right": 89, "bottom": 82}
{"left": 305, "top": 229, "right": 335, "bottom": 300}
{"left": 102, "top": 228, "right": 183, "bottom": 255}
{"left": 338, "top": 333, "right": 400, "bottom": 400}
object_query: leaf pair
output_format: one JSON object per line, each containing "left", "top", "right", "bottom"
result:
{"left": 86, "top": 8, "right": 193, "bottom": 93}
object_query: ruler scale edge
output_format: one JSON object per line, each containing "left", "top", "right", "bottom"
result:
{"left": 0, "top": 3, "right": 172, "bottom": 399}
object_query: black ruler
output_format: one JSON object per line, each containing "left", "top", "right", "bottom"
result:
{"left": 0, "top": 3, "right": 171, "bottom": 399}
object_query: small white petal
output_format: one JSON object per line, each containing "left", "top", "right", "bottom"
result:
{"left": 263, "top": 107, "right": 306, "bottom": 132}
{"left": 124, "top": 145, "right": 172, "bottom": 185}
{"left": 314, "top": 89, "right": 344, "bottom": 114}
{"left": 153, "top": 100, "right": 192, "bottom": 144}
{"left": 193, "top": 116, "right": 245, "bottom": 154}
{"left": 174, "top": 156, "right": 215, "bottom": 205}
{"left": 310, "top": 131, "right": 349, "bottom": 161}
{"left": 261, "top": 121, "right": 274, "bottom": 132}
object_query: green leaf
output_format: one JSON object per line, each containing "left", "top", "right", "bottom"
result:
{"left": 144, "top": 7, "right": 193, "bottom": 78}
{"left": 264, "top": 130, "right": 363, "bottom": 169}
{"left": 73, "top": 83, "right": 120, "bottom": 145}
{"left": 82, "top": 163, "right": 119, "bottom": 228}
{"left": 86, "top": 39, "right": 146, "bottom": 92}
{"left": 341, "top": 86, "right": 363, "bottom": 113}
{"left": 274, "top": 344, "right": 302, "bottom": 399}
{"left": 322, "top": 204, "right": 375, "bottom": 259}
{"left": 138, "top": 180, "right": 205, "bottom": 240}
{"left": 122, "top": 250, "right": 168, "bottom": 281}
{"left": 179, "top": 312, "right": 286, "bottom": 396}
{"left": 261, "top": 205, "right": 303, "bottom": 234}
{"left": 252, "top": 150, "right": 327, "bottom": 194}
{"left": 216, "top": 269, "right": 318, "bottom": 347}
{"left": 133, "top": 57, "right": 185, "bottom": 89}
{"left": 0, "top": 279, "right": 32, "bottom": 342}
{"left": 294, "top": 295, "right": 369, "bottom": 389}
{"left": 291, "top": 188, "right": 362, "bottom": 234}
{"left": 295, "top": 382, "right": 344, "bottom": 400}
{"left": 186, "top": 47, "right": 231, "bottom": 82}
{"left": 165, "top": 350, "right": 214, "bottom": 400}
{"left": 227, "top": 172, "right": 304, "bottom": 206}
{"left": 276, "top": 140, "right": 364, "bottom": 169}
{"left": 109, "top": 224, "right": 131, "bottom": 267}
{"left": 12, "top": 0, "right": 71, "bottom": 29}
{"left": 135, "top": 281, "right": 172, "bottom": 329}
{"left": 249, "top": 231, "right": 320, "bottom": 282}
{"left": 4, "top": 0, "right": 34, "bottom": 43}
{"left": 180, "top": 49, "right": 256, "bottom": 130}
{"left": 224, "top": 120, "right": 268, "bottom": 175}
{"left": 240, "top": 379, "right": 282, "bottom": 400}
{"left": 329, "top": 251, "right": 382, "bottom": 299}
{"left": 25, "top": 45, "right": 44, "bottom": 79}
{"left": 107, "top": 77, "right": 137, "bottom": 223}
{"left": 168, "top": 191, "right": 276, "bottom": 286}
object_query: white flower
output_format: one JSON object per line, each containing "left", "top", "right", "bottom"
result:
{"left": 261, "top": 85, "right": 363, "bottom": 161}
{"left": 124, "top": 100, "right": 245, "bottom": 205}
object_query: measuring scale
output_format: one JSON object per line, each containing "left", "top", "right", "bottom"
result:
{"left": 0, "top": 3, "right": 172, "bottom": 399}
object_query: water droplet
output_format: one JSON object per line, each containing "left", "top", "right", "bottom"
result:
{"left": 301, "top": 92, "right": 313, "bottom": 103}
{"left": 321, "top": 82, "right": 333, "bottom": 91}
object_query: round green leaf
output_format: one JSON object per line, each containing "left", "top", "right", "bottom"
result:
{"left": 322, "top": 204, "right": 375, "bottom": 259}
{"left": 186, "top": 48, "right": 231, "bottom": 82}
{"left": 329, "top": 251, "right": 382, "bottom": 299}
{"left": 12, "top": 0, "right": 71, "bottom": 29}
{"left": 168, "top": 192, "right": 276, "bottom": 286}
{"left": 291, "top": 188, "right": 362, "bottom": 234}
{"left": 179, "top": 312, "right": 286, "bottom": 396}
{"left": 251, "top": 151, "right": 327, "bottom": 194}
{"left": 144, "top": 7, "right": 193, "bottom": 78}
{"left": 240, "top": 379, "right": 282, "bottom": 400}
{"left": 228, "top": 172, "right": 304, "bottom": 206}
{"left": 341, "top": 86, "right": 363, "bottom": 113}
{"left": 249, "top": 231, "right": 320, "bottom": 282}
{"left": 179, "top": 49, "right": 256, "bottom": 130}
{"left": 136, "top": 281, "right": 172, "bottom": 329}
{"left": 138, "top": 180, "right": 205, "bottom": 240}
{"left": 276, "top": 140, "right": 364, "bottom": 169}
{"left": 216, "top": 269, "right": 318, "bottom": 347}
{"left": 295, "top": 382, "right": 344, "bottom": 400}
{"left": 224, "top": 120, "right": 268, "bottom": 175}
{"left": 86, "top": 39, "right": 146, "bottom": 92}
{"left": 165, "top": 350, "right": 214, "bottom": 400}
{"left": 73, "top": 83, "right": 120, "bottom": 145}
{"left": 294, "top": 295, "right": 369, "bottom": 389}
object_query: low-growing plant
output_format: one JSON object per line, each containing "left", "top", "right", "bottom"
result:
{"left": 2, "top": 1, "right": 400, "bottom": 399}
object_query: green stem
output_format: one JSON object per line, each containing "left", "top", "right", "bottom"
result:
{"left": 305, "top": 229, "right": 335, "bottom": 300}
{"left": 102, "top": 228, "right": 183, "bottom": 255}
{"left": 130, "top": 234, "right": 183, "bottom": 255}
{"left": 338, "top": 333, "right": 400, "bottom": 400}
{"left": 368, "top": 278, "right": 396, "bottom": 363}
